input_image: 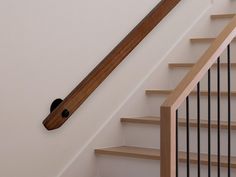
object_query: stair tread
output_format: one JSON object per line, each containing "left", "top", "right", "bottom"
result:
{"left": 169, "top": 63, "right": 236, "bottom": 68}
{"left": 211, "top": 13, "right": 236, "bottom": 19}
{"left": 190, "top": 37, "right": 236, "bottom": 43}
{"left": 96, "top": 146, "right": 160, "bottom": 160}
{"left": 121, "top": 117, "right": 236, "bottom": 130}
{"left": 95, "top": 146, "right": 236, "bottom": 167}
{"left": 121, "top": 116, "right": 160, "bottom": 124}
{"left": 146, "top": 89, "right": 236, "bottom": 96}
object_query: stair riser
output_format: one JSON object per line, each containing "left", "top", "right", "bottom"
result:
{"left": 97, "top": 156, "right": 235, "bottom": 177}
{"left": 123, "top": 124, "right": 236, "bottom": 156}
{"left": 147, "top": 95, "right": 236, "bottom": 120}
{"left": 178, "top": 96, "right": 236, "bottom": 121}
{"left": 97, "top": 156, "right": 159, "bottom": 177}
{"left": 170, "top": 66, "right": 236, "bottom": 91}
{"left": 169, "top": 40, "right": 236, "bottom": 67}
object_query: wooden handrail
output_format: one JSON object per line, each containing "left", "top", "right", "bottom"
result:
{"left": 43, "top": 0, "right": 181, "bottom": 130}
{"left": 160, "top": 15, "right": 236, "bottom": 177}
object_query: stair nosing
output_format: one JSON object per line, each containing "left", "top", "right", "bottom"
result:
{"left": 190, "top": 37, "right": 236, "bottom": 43}
{"left": 121, "top": 117, "right": 160, "bottom": 125}
{"left": 211, "top": 13, "right": 236, "bottom": 19}
{"left": 169, "top": 63, "right": 236, "bottom": 68}
{"left": 146, "top": 90, "right": 236, "bottom": 97}
{"left": 95, "top": 146, "right": 160, "bottom": 160}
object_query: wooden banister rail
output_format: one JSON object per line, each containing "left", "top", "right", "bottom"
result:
{"left": 43, "top": 0, "right": 181, "bottom": 130}
{"left": 160, "top": 15, "right": 236, "bottom": 177}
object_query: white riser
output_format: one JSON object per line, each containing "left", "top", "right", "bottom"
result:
{"left": 178, "top": 96, "right": 236, "bottom": 121}
{"left": 170, "top": 64, "right": 236, "bottom": 91}
{"left": 123, "top": 123, "right": 236, "bottom": 156}
{"left": 170, "top": 66, "right": 236, "bottom": 91}
{"left": 97, "top": 156, "right": 159, "bottom": 177}
{"left": 147, "top": 95, "right": 236, "bottom": 121}
{"left": 97, "top": 156, "right": 236, "bottom": 177}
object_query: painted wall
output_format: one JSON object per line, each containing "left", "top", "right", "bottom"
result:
{"left": 0, "top": 1, "right": 160, "bottom": 176}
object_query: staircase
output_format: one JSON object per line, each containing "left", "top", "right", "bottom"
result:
{"left": 94, "top": 13, "right": 236, "bottom": 177}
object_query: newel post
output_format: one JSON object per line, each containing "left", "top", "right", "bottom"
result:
{"left": 160, "top": 106, "right": 176, "bottom": 177}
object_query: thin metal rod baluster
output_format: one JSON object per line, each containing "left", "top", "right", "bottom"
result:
{"left": 186, "top": 96, "right": 190, "bottom": 177}
{"left": 217, "top": 57, "right": 221, "bottom": 177}
{"left": 227, "top": 44, "right": 231, "bottom": 177}
{"left": 176, "top": 110, "right": 179, "bottom": 177}
{"left": 197, "top": 82, "right": 201, "bottom": 177}
{"left": 208, "top": 69, "right": 211, "bottom": 177}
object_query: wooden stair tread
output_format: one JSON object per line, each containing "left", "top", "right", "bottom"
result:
{"left": 95, "top": 146, "right": 236, "bottom": 167}
{"left": 146, "top": 89, "right": 236, "bottom": 96}
{"left": 190, "top": 37, "right": 236, "bottom": 43}
{"left": 95, "top": 146, "right": 160, "bottom": 160}
{"left": 211, "top": 13, "right": 236, "bottom": 19}
{"left": 169, "top": 63, "right": 236, "bottom": 68}
{"left": 121, "top": 116, "right": 160, "bottom": 124}
{"left": 121, "top": 117, "right": 236, "bottom": 130}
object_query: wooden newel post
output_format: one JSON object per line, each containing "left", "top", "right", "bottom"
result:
{"left": 160, "top": 106, "right": 176, "bottom": 177}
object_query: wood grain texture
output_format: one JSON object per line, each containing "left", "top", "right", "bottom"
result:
{"left": 169, "top": 62, "right": 236, "bottom": 68}
{"left": 95, "top": 146, "right": 160, "bottom": 160}
{"left": 43, "top": 0, "right": 181, "bottom": 130}
{"left": 211, "top": 14, "right": 236, "bottom": 19}
{"left": 121, "top": 116, "right": 160, "bottom": 125}
{"left": 95, "top": 146, "right": 236, "bottom": 168}
{"left": 146, "top": 89, "right": 236, "bottom": 96}
{"left": 161, "top": 106, "right": 176, "bottom": 177}
{"left": 190, "top": 37, "right": 236, "bottom": 43}
{"left": 121, "top": 116, "right": 236, "bottom": 129}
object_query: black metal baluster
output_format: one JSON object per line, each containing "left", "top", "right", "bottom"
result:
{"left": 186, "top": 96, "right": 190, "bottom": 177}
{"left": 217, "top": 57, "right": 221, "bottom": 177}
{"left": 227, "top": 44, "right": 231, "bottom": 177}
{"left": 208, "top": 69, "right": 211, "bottom": 177}
{"left": 176, "top": 109, "right": 179, "bottom": 177}
{"left": 197, "top": 82, "right": 201, "bottom": 177}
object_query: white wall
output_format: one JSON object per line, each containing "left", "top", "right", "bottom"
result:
{"left": 0, "top": 0, "right": 227, "bottom": 176}
{"left": 0, "top": 1, "right": 159, "bottom": 176}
